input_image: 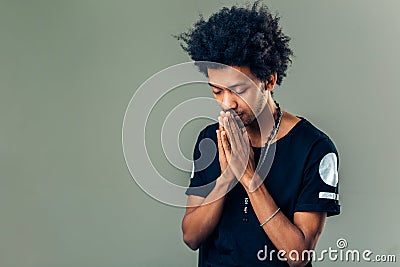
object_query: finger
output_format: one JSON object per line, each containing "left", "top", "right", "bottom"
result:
{"left": 235, "top": 115, "right": 248, "bottom": 147}
{"left": 224, "top": 113, "right": 239, "bottom": 151}
{"left": 222, "top": 116, "right": 233, "bottom": 144}
{"left": 234, "top": 114, "right": 245, "bottom": 129}
{"left": 229, "top": 114, "right": 242, "bottom": 146}
{"left": 226, "top": 113, "right": 249, "bottom": 162}
{"left": 221, "top": 131, "right": 231, "bottom": 160}
{"left": 244, "top": 130, "right": 251, "bottom": 147}
{"left": 236, "top": 115, "right": 250, "bottom": 149}
{"left": 221, "top": 115, "right": 233, "bottom": 150}
{"left": 216, "top": 129, "right": 226, "bottom": 160}
{"left": 218, "top": 116, "right": 225, "bottom": 132}
{"left": 229, "top": 114, "right": 247, "bottom": 151}
{"left": 230, "top": 116, "right": 252, "bottom": 165}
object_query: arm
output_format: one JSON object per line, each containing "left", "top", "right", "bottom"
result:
{"left": 182, "top": 179, "right": 229, "bottom": 250}
{"left": 246, "top": 177, "right": 326, "bottom": 267}
{"left": 182, "top": 124, "right": 235, "bottom": 250}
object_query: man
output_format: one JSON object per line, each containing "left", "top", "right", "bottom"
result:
{"left": 176, "top": 2, "right": 340, "bottom": 266}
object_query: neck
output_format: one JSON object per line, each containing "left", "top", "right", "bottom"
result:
{"left": 246, "top": 96, "right": 279, "bottom": 147}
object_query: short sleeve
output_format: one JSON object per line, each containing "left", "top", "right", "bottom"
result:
{"left": 294, "top": 138, "right": 341, "bottom": 217}
{"left": 185, "top": 126, "right": 219, "bottom": 197}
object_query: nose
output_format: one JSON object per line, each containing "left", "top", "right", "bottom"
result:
{"left": 221, "top": 91, "right": 238, "bottom": 111}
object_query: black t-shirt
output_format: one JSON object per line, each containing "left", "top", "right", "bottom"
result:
{"left": 185, "top": 117, "right": 340, "bottom": 267}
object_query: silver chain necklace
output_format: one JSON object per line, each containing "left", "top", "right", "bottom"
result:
{"left": 243, "top": 101, "right": 283, "bottom": 222}
{"left": 256, "top": 101, "right": 283, "bottom": 174}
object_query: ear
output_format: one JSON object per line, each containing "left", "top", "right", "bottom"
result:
{"left": 264, "top": 72, "right": 278, "bottom": 92}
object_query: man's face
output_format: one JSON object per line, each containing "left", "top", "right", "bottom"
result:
{"left": 207, "top": 66, "right": 268, "bottom": 126}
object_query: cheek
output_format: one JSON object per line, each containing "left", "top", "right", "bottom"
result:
{"left": 237, "top": 94, "right": 255, "bottom": 111}
{"left": 240, "top": 92, "right": 266, "bottom": 114}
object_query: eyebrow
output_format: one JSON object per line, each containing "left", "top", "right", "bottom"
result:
{"left": 208, "top": 82, "right": 249, "bottom": 90}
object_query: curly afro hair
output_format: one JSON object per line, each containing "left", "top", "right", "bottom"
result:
{"left": 175, "top": 1, "right": 293, "bottom": 86}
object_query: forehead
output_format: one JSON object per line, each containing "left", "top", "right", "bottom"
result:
{"left": 207, "top": 66, "right": 259, "bottom": 88}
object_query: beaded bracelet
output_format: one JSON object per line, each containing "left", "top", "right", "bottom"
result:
{"left": 260, "top": 207, "right": 281, "bottom": 227}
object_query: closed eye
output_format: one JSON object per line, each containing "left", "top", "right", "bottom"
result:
{"left": 210, "top": 85, "right": 222, "bottom": 95}
{"left": 211, "top": 88, "right": 222, "bottom": 95}
{"left": 235, "top": 87, "right": 249, "bottom": 94}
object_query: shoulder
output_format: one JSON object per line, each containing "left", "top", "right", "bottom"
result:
{"left": 295, "top": 117, "right": 335, "bottom": 145}
{"left": 285, "top": 116, "right": 338, "bottom": 160}
{"left": 294, "top": 118, "right": 339, "bottom": 167}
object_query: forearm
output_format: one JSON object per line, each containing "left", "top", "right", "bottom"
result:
{"left": 248, "top": 184, "right": 306, "bottom": 250}
{"left": 244, "top": 177, "right": 316, "bottom": 266}
{"left": 182, "top": 178, "right": 231, "bottom": 250}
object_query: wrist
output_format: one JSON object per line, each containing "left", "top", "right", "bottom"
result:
{"left": 215, "top": 175, "right": 234, "bottom": 191}
{"left": 242, "top": 171, "right": 264, "bottom": 193}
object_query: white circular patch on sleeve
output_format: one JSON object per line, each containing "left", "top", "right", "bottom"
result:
{"left": 319, "top": 152, "right": 338, "bottom": 187}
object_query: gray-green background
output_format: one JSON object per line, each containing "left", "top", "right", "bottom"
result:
{"left": 1, "top": 0, "right": 399, "bottom": 266}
